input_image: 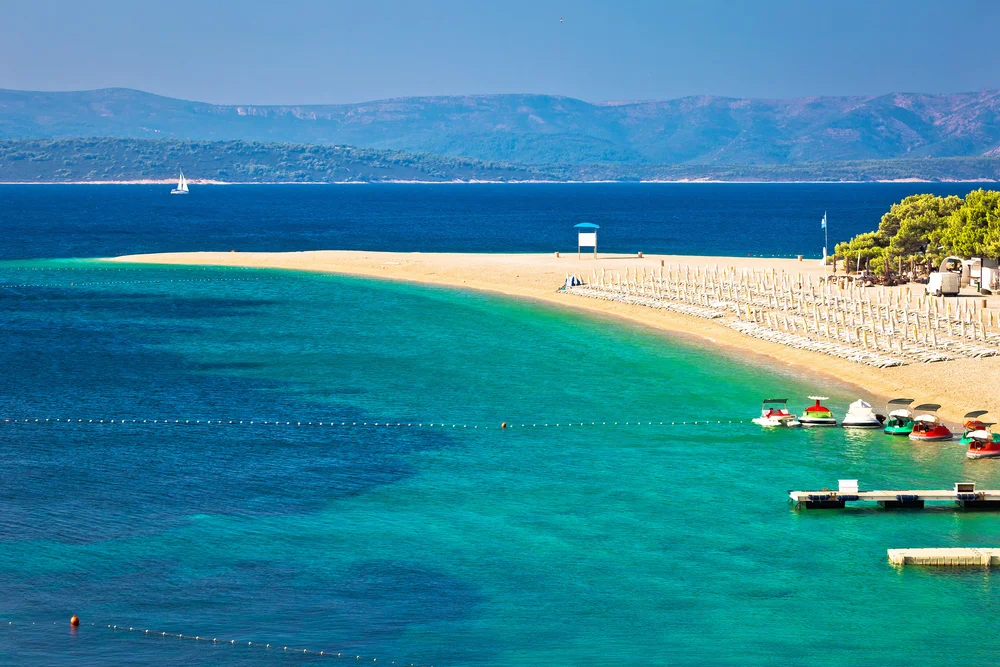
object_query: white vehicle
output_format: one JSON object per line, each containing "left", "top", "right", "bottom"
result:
{"left": 926, "top": 271, "right": 960, "bottom": 297}
{"left": 752, "top": 398, "right": 801, "bottom": 428}
{"left": 971, "top": 258, "right": 1000, "bottom": 294}
{"left": 924, "top": 255, "right": 1000, "bottom": 296}
{"left": 841, "top": 399, "right": 884, "bottom": 429}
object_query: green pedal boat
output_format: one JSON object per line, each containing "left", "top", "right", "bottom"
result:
{"left": 883, "top": 398, "right": 915, "bottom": 436}
{"left": 960, "top": 410, "right": 993, "bottom": 446}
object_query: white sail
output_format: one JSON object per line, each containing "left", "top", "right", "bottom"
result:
{"left": 171, "top": 169, "right": 189, "bottom": 194}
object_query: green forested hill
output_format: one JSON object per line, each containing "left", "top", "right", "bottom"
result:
{"left": 0, "top": 138, "right": 547, "bottom": 182}
{"left": 1, "top": 138, "right": 999, "bottom": 183}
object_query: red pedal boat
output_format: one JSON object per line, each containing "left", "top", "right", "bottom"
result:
{"left": 960, "top": 411, "right": 991, "bottom": 445}
{"left": 967, "top": 426, "right": 1000, "bottom": 459}
{"left": 962, "top": 411, "right": 1000, "bottom": 458}
{"left": 908, "top": 404, "right": 954, "bottom": 442}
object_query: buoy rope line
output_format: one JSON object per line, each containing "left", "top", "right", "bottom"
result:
{"left": 0, "top": 277, "right": 270, "bottom": 289}
{"left": 2, "top": 619, "right": 431, "bottom": 665}
{"left": 0, "top": 417, "right": 748, "bottom": 429}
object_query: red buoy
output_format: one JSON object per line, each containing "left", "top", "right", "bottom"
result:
{"left": 501, "top": 422, "right": 507, "bottom": 429}
{"left": 70, "top": 615, "right": 80, "bottom": 627}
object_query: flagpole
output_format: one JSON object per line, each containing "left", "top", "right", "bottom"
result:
{"left": 824, "top": 210, "right": 828, "bottom": 273}
{"left": 820, "top": 211, "right": 828, "bottom": 273}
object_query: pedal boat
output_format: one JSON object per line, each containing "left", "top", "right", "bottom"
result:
{"left": 841, "top": 399, "right": 884, "bottom": 429}
{"left": 959, "top": 410, "right": 991, "bottom": 446}
{"left": 908, "top": 404, "right": 954, "bottom": 441}
{"left": 883, "top": 398, "right": 915, "bottom": 436}
{"left": 752, "top": 398, "right": 801, "bottom": 428}
{"left": 799, "top": 396, "right": 837, "bottom": 427}
{"left": 966, "top": 425, "right": 1000, "bottom": 459}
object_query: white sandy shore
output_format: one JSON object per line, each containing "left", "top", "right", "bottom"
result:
{"left": 108, "top": 250, "right": 1000, "bottom": 423}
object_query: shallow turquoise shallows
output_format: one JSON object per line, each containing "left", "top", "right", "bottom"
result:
{"left": 2, "top": 261, "right": 1000, "bottom": 666}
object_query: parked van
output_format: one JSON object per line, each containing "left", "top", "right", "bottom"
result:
{"left": 926, "top": 271, "right": 961, "bottom": 297}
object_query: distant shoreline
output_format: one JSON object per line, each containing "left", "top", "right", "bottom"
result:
{"left": 6, "top": 137, "right": 1000, "bottom": 185}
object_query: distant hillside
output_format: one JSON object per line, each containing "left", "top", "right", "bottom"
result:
{"left": 1, "top": 138, "right": 999, "bottom": 183}
{"left": 5, "top": 88, "right": 1000, "bottom": 166}
{"left": 620, "top": 158, "right": 1000, "bottom": 183}
{"left": 0, "top": 138, "right": 548, "bottom": 183}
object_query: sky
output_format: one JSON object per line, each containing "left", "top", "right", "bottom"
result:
{"left": 1, "top": 0, "right": 998, "bottom": 105}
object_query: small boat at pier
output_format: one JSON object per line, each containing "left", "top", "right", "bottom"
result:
{"left": 960, "top": 411, "right": 991, "bottom": 445}
{"left": 799, "top": 396, "right": 837, "bottom": 427}
{"left": 966, "top": 423, "right": 1000, "bottom": 459}
{"left": 841, "top": 399, "right": 884, "bottom": 429}
{"left": 752, "top": 398, "right": 801, "bottom": 428}
{"left": 908, "top": 404, "right": 954, "bottom": 441}
{"left": 883, "top": 398, "right": 916, "bottom": 436}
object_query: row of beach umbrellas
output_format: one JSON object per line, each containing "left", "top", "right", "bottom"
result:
{"left": 565, "top": 265, "right": 1000, "bottom": 367}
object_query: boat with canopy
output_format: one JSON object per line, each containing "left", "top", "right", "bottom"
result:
{"left": 966, "top": 421, "right": 1000, "bottom": 459}
{"left": 883, "top": 398, "right": 916, "bottom": 436}
{"left": 960, "top": 411, "right": 994, "bottom": 446}
{"left": 908, "top": 404, "right": 954, "bottom": 441}
{"left": 752, "top": 398, "right": 801, "bottom": 428}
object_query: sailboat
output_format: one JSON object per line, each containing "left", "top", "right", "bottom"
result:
{"left": 171, "top": 170, "right": 189, "bottom": 195}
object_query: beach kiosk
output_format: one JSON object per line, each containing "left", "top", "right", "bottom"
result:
{"left": 575, "top": 222, "right": 599, "bottom": 259}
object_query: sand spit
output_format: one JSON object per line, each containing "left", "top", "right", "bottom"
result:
{"left": 107, "top": 251, "right": 1000, "bottom": 423}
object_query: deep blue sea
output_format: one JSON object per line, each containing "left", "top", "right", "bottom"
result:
{"left": 3, "top": 184, "right": 1000, "bottom": 666}
{"left": 0, "top": 182, "right": 993, "bottom": 260}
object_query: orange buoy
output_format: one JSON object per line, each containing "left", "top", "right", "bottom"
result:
{"left": 70, "top": 615, "right": 80, "bottom": 627}
{"left": 501, "top": 422, "right": 507, "bottom": 429}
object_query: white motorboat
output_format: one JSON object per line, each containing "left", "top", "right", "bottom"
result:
{"left": 752, "top": 398, "right": 801, "bottom": 428}
{"left": 841, "top": 399, "right": 884, "bottom": 429}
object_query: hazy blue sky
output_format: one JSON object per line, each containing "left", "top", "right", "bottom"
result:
{"left": 2, "top": 0, "right": 998, "bottom": 104}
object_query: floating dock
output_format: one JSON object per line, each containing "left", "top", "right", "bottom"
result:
{"left": 789, "top": 482, "right": 1000, "bottom": 509}
{"left": 888, "top": 548, "right": 1000, "bottom": 567}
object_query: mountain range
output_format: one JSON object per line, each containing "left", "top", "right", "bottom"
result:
{"left": 4, "top": 88, "right": 1000, "bottom": 167}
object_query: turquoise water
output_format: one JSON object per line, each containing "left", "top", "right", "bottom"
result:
{"left": 2, "top": 262, "right": 1000, "bottom": 665}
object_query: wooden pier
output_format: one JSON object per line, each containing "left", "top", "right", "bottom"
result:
{"left": 888, "top": 548, "right": 1000, "bottom": 567}
{"left": 789, "top": 482, "right": 1000, "bottom": 509}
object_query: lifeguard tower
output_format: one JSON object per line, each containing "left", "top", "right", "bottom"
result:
{"left": 575, "top": 222, "right": 599, "bottom": 259}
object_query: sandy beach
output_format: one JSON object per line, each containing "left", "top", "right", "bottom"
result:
{"left": 108, "top": 250, "right": 1000, "bottom": 423}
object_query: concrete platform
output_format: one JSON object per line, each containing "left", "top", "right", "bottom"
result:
{"left": 888, "top": 548, "right": 1000, "bottom": 567}
{"left": 789, "top": 484, "right": 1000, "bottom": 509}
